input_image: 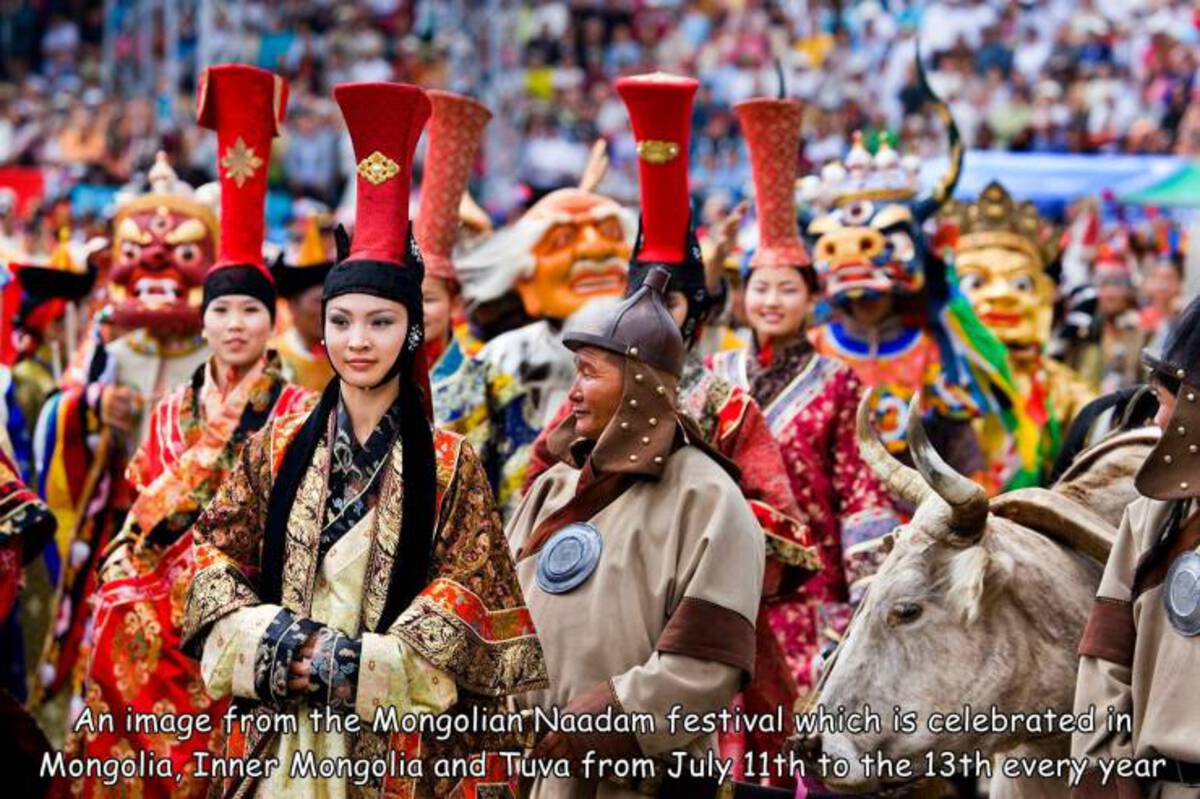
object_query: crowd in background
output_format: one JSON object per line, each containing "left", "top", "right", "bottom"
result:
{"left": 0, "top": 0, "right": 1197, "bottom": 264}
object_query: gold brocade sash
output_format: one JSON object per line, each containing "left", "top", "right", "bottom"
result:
{"left": 129, "top": 361, "right": 269, "bottom": 537}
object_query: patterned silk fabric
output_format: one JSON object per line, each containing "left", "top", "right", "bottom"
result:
{"left": 65, "top": 357, "right": 315, "bottom": 799}
{"left": 711, "top": 342, "right": 901, "bottom": 690}
{"left": 321, "top": 397, "right": 403, "bottom": 560}
{"left": 183, "top": 412, "right": 547, "bottom": 798}
{"left": 742, "top": 335, "right": 816, "bottom": 410}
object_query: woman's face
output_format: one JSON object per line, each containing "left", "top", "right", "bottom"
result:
{"left": 202, "top": 295, "right": 272, "bottom": 371}
{"left": 422, "top": 275, "right": 459, "bottom": 347}
{"left": 324, "top": 293, "right": 410, "bottom": 390}
{"left": 745, "top": 266, "right": 811, "bottom": 341}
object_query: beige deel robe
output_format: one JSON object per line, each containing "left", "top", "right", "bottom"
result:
{"left": 1073, "top": 497, "right": 1200, "bottom": 799}
{"left": 506, "top": 445, "right": 766, "bottom": 799}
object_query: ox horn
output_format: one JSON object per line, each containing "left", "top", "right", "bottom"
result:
{"left": 905, "top": 394, "right": 988, "bottom": 541}
{"left": 856, "top": 391, "right": 929, "bottom": 507}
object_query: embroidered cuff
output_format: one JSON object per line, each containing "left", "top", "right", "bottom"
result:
{"left": 253, "top": 609, "right": 320, "bottom": 708}
{"left": 201, "top": 604, "right": 280, "bottom": 699}
{"left": 308, "top": 628, "right": 361, "bottom": 714}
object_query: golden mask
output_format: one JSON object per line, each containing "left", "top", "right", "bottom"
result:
{"left": 944, "top": 181, "right": 1058, "bottom": 349}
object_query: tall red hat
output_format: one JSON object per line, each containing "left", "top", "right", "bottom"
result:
{"left": 327, "top": 82, "right": 432, "bottom": 406}
{"left": 616, "top": 72, "right": 714, "bottom": 344}
{"left": 615, "top": 73, "right": 698, "bottom": 264}
{"left": 197, "top": 63, "right": 288, "bottom": 316}
{"left": 327, "top": 82, "right": 429, "bottom": 291}
{"left": 734, "top": 98, "right": 810, "bottom": 269}
{"left": 414, "top": 91, "right": 491, "bottom": 286}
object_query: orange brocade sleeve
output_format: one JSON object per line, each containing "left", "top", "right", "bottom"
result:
{"left": 180, "top": 414, "right": 301, "bottom": 654}
{"left": 390, "top": 433, "right": 548, "bottom": 697}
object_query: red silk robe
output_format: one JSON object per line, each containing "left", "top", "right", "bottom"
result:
{"left": 710, "top": 343, "right": 902, "bottom": 690}
{"left": 63, "top": 355, "right": 315, "bottom": 799}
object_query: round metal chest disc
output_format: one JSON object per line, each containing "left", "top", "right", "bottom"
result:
{"left": 1165, "top": 550, "right": 1200, "bottom": 637}
{"left": 536, "top": 522, "right": 603, "bottom": 595}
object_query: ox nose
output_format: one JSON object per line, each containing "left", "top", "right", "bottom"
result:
{"left": 816, "top": 227, "right": 886, "bottom": 264}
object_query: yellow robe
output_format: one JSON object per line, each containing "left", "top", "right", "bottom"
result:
{"left": 201, "top": 510, "right": 457, "bottom": 799}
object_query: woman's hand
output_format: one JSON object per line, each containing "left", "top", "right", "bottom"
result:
{"left": 288, "top": 633, "right": 319, "bottom": 695}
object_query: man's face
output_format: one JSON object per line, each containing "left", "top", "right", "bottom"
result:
{"left": 1153, "top": 380, "right": 1177, "bottom": 430}
{"left": 568, "top": 346, "right": 624, "bottom": 441}
{"left": 957, "top": 245, "right": 1053, "bottom": 348}
{"left": 1095, "top": 267, "right": 1132, "bottom": 318}
{"left": 289, "top": 284, "right": 325, "bottom": 346}
{"left": 515, "top": 190, "right": 629, "bottom": 321}
{"left": 1145, "top": 263, "right": 1181, "bottom": 309}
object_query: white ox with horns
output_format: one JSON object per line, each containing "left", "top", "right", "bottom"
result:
{"left": 795, "top": 394, "right": 1158, "bottom": 799}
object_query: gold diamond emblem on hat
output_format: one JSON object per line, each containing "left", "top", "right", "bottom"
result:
{"left": 637, "top": 140, "right": 680, "bottom": 164}
{"left": 358, "top": 150, "right": 400, "bottom": 185}
{"left": 221, "top": 137, "right": 263, "bottom": 188}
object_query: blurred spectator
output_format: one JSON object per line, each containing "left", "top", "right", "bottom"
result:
{"left": 0, "top": 0, "right": 1195, "bottom": 234}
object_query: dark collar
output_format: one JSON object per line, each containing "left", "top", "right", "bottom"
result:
{"left": 335, "top": 393, "right": 404, "bottom": 472}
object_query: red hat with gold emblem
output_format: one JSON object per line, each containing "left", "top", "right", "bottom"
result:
{"left": 328, "top": 81, "right": 431, "bottom": 397}
{"left": 615, "top": 72, "right": 713, "bottom": 344}
{"left": 197, "top": 63, "right": 288, "bottom": 318}
{"left": 734, "top": 98, "right": 810, "bottom": 271}
{"left": 414, "top": 90, "right": 491, "bottom": 288}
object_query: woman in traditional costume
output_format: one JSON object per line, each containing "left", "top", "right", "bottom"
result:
{"left": 182, "top": 79, "right": 546, "bottom": 799}
{"left": 68, "top": 65, "right": 316, "bottom": 799}
{"left": 710, "top": 98, "right": 901, "bottom": 689}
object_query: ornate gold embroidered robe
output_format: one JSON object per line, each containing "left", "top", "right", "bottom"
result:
{"left": 182, "top": 413, "right": 547, "bottom": 799}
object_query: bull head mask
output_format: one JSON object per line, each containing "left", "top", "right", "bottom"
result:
{"left": 801, "top": 54, "right": 962, "bottom": 309}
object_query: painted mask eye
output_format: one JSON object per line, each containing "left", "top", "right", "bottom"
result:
{"left": 887, "top": 602, "right": 923, "bottom": 626}
{"left": 120, "top": 242, "right": 142, "bottom": 263}
{"left": 596, "top": 216, "right": 624, "bottom": 241}
{"left": 1011, "top": 275, "right": 1035, "bottom": 294}
{"left": 960, "top": 272, "right": 985, "bottom": 292}
{"left": 541, "top": 223, "right": 578, "bottom": 252}
{"left": 149, "top": 213, "right": 171, "bottom": 236}
{"left": 174, "top": 243, "right": 200, "bottom": 265}
{"left": 842, "top": 200, "right": 875, "bottom": 226}
{"left": 887, "top": 231, "right": 915, "bottom": 262}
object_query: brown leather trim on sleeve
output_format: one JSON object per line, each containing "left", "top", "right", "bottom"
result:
{"left": 1078, "top": 597, "right": 1136, "bottom": 667}
{"left": 562, "top": 680, "right": 643, "bottom": 762}
{"left": 1073, "top": 767, "right": 1143, "bottom": 799}
{"left": 656, "top": 596, "right": 756, "bottom": 676}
